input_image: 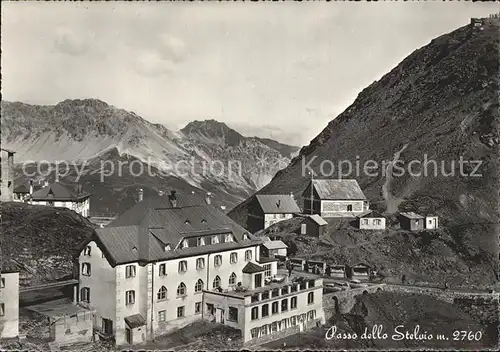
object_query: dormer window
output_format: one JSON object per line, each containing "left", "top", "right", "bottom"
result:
{"left": 211, "top": 235, "right": 219, "bottom": 244}
{"left": 182, "top": 240, "right": 188, "bottom": 249}
{"left": 197, "top": 237, "right": 205, "bottom": 246}
{"left": 164, "top": 245, "right": 171, "bottom": 251}
{"left": 225, "top": 234, "right": 233, "bottom": 243}
{"left": 201, "top": 219, "right": 207, "bottom": 224}
{"left": 83, "top": 246, "right": 91, "bottom": 256}
{"left": 184, "top": 220, "right": 190, "bottom": 225}
{"left": 243, "top": 233, "right": 249, "bottom": 240}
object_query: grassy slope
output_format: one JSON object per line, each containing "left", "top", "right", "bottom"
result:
{"left": 1, "top": 202, "right": 96, "bottom": 286}
{"left": 230, "top": 20, "right": 500, "bottom": 287}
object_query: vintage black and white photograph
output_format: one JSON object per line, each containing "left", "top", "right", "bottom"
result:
{"left": 0, "top": 1, "right": 499, "bottom": 351}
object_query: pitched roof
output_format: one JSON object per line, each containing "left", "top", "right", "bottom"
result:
{"left": 242, "top": 262, "right": 265, "bottom": 274}
{"left": 306, "top": 214, "right": 328, "bottom": 226}
{"left": 125, "top": 314, "right": 146, "bottom": 329}
{"left": 357, "top": 211, "right": 385, "bottom": 219}
{"left": 91, "top": 193, "right": 261, "bottom": 266}
{"left": 308, "top": 179, "right": 366, "bottom": 200}
{"left": 263, "top": 240, "right": 288, "bottom": 250}
{"left": 255, "top": 194, "right": 300, "bottom": 214}
{"left": 399, "top": 212, "right": 424, "bottom": 220}
{"left": 30, "top": 182, "right": 91, "bottom": 201}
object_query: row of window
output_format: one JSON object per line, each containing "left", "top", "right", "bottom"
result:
{"left": 250, "top": 280, "right": 315, "bottom": 303}
{"left": 249, "top": 310, "right": 317, "bottom": 339}
{"left": 250, "top": 292, "right": 314, "bottom": 321}
{"left": 362, "top": 219, "right": 382, "bottom": 225}
{"left": 81, "top": 249, "right": 255, "bottom": 278}
{"left": 181, "top": 234, "right": 234, "bottom": 249}
{"left": 269, "top": 214, "right": 288, "bottom": 219}
{"left": 158, "top": 302, "right": 201, "bottom": 321}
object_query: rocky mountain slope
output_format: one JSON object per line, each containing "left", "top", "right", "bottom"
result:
{"left": 1, "top": 100, "right": 298, "bottom": 212}
{"left": 229, "top": 19, "right": 499, "bottom": 285}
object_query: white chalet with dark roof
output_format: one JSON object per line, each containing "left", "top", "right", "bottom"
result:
{"left": 247, "top": 194, "right": 300, "bottom": 233}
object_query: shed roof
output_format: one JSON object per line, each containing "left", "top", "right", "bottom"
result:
{"left": 255, "top": 194, "right": 301, "bottom": 214}
{"left": 26, "top": 299, "right": 93, "bottom": 320}
{"left": 307, "top": 179, "right": 366, "bottom": 200}
{"left": 399, "top": 212, "right": 424, "bottom": 220}
{"left": 125, "top": 314, "right": 146, "bottom": 329}
{"left": 242, "top": 262, "right": 265, "bottom": 274}
{"left": 305, "top": 214, "right": 328, "bottom": 226}
{"left": 262, "top": 240, "right": 288, "bottom": 250}
{"left": 357, "top": 211, "right": 385, "bottom": 219}
{"left": 30, "top": 182, "right": 90, "bottom": 201}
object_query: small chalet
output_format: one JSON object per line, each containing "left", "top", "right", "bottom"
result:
{"left": 349, "top": 263, "right": 371, "bottom": 280}
{"left": 298, "top": 214, "right": 328, "bottom": 237}
{"left": 28, "top": 182, "right": 91, "bottom": 217}
{"left": 302, "top": 179, "right": 368, "bottom": 218}
{"left": 327, "top": 264, "right": 347, "bottom": 279}
{"left": 425, "top": 216, "right": 439, "bottom": 229}
{"left": 356, "top": 211, "right": 386, "bottom": 230}
{"left": 247, "top": 194, "right": 301, "bottom": 233}
{"left": 398, "top": 212, "right": 424, "bottom": 231}
{"left": 260, "top": 238, "right": 288, "bottom": 258}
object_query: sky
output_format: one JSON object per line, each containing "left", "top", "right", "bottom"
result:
{"left": 2, "top": 2, "right": 498, "bottom": 146}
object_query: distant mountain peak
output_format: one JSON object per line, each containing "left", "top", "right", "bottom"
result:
{"left": 181, "top": 119, "right": 244, "bottom": 147}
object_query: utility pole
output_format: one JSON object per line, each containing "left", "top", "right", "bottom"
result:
{"left": 309, "top": 170, "right": 314, "bottom": 215}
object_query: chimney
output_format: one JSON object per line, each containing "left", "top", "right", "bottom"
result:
{"left": 205, "top": 192, "right": 212, "bottom": 205}
{"left": 29, "top": 180, "right": 34, "bottom": 195}
{"left": 138, "top": 188, "right": 144, "bottom": 203}
{"left": 170, "top": 190, "right": 177, "bottom": 207}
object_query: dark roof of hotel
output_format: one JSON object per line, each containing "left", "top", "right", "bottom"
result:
{"left": 125, "top": 314, "right": 146, "bottom": 329}
{"left": 30, "top": 182, "right": 91, "bottom": 201}
{"left": 306, "top": 179, "right": 366, "bottom": 200}
{"left": 242, "top": 262, "right": 265, "bottom": 274}
{"left": 90, "top": 193, "right": 261, "bottom": 266}
{"left": 255, "top": 194, "right": 300, "bottom": 214}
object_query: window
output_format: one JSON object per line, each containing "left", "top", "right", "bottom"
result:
{"left": 261, "top": 291, "right": 269, "bottom": 300}
{"left": 251, "top": 307, "right": 259, "bottom": 320}
{"left": 195, "top": 279, "right": 204, "bottom": 293}
{"left": 197, "top": 237, "right": 205, "bottom": 246}
{"left": 228, "top": 306, "right": 238, "bottom": 322}
{"left": 211, "top": 235, "right": 219, "bottom": 244}
{"left": 177, "top": 282, "right": 186, "bottom": 296}
{"left": 251, "top": 328, "right": 259, "bottom": 339}
{"left": 125, "top": 265, "right": 136, "bottom": 278}
{"left": 181, "top": 240, "right": 188, "bottom": 249}
{"left": 125, "top": 290, "right": 135, "bottom": 305}
{"left": 363, "top": 219, "right": 369, "bottom": 225}
{"left": 0, "top": 303, "right": 4, "bottom": 317}
{"left": 230, "top": 252, "right": 238, "bottom": 264}
{"left": 81, "top": 263, "right": 91, "bottom": 276}
{"left": 281, "top": 299, "right": 288, "bottom": 312}
{"left": 272, "top": 301, "right": 279, "bottom": 314}
{"left": 229, "top": 272, "right": 237, "bottom": 285}
{"left": 347, "top": 204, "right": 353, "bottom": 211}
{"left": 196, "top": 258, "right": 205, "bottom": 270}
{"left": 177, "top": 306, "right": 185, "bottom": 318}
{"left": 280, "top": 213, "right": 286, "bottom": 219}
{"left": 214, "top": 255, "right": 222, "bottom": 267}
{"left": 374, "top": 219, "right": 381, "bottom": 225}
{"left": 245, "top": 250, "right": 252, "bottom": 261}
{"left": 0, "top": 278, "right": 4, "bottom": 288}
{"left": 261, "top": 304, "right": 269, "bottom": 317}
{"left": 243, "top": 233, "right": 249, "bottom": 240}
{"left": 281, "top": 286, "right": 289, "bottom": 295}
{"left": 84, "top": 246, "right": 91, "bottom": 256}
{"left": 272, "top": 288, "right": 279, "bottom": 297}
{"left": 195, "top": 302, "right": 202, "bottom": 314}
{"left": 80, "top": 287, "right": 90, "bottom": 303}
{"left": 307, "top": 292, "right": 314, "bottom": 305}
{"left": 158, "top": 310, "right": 166, "bottom": 322}
{"left": 271, "top": 322, "right": 278, "bottom": 333}
{"left": 159, "top": 263, "right": 167, "bottom": 277}
{"left": 212, "top": 275, "right": 221, "bottom": 289}
{"left": 178, "top": 260, "right": 187, "bottom": 273}
{"left": 263, "top": 264, "right": 272, "bottom": 278}
{"left": 157, "top": 286, "right": 168, "bottom": 301}
{"left": 291, "top": 296, "right": 298, "bottom": 309}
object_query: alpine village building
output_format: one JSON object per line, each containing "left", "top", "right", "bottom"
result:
{"left": 28, "top": 182, "right": 91, "bottom": 217}
{"left": 302, "top": 179, "right": 369, "bottom": 218}
{"left": 246, "top": 194, "right": 301, "bottom": 233}
{"left": 77, "top": 190, "right": 324, "bottom": 345}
